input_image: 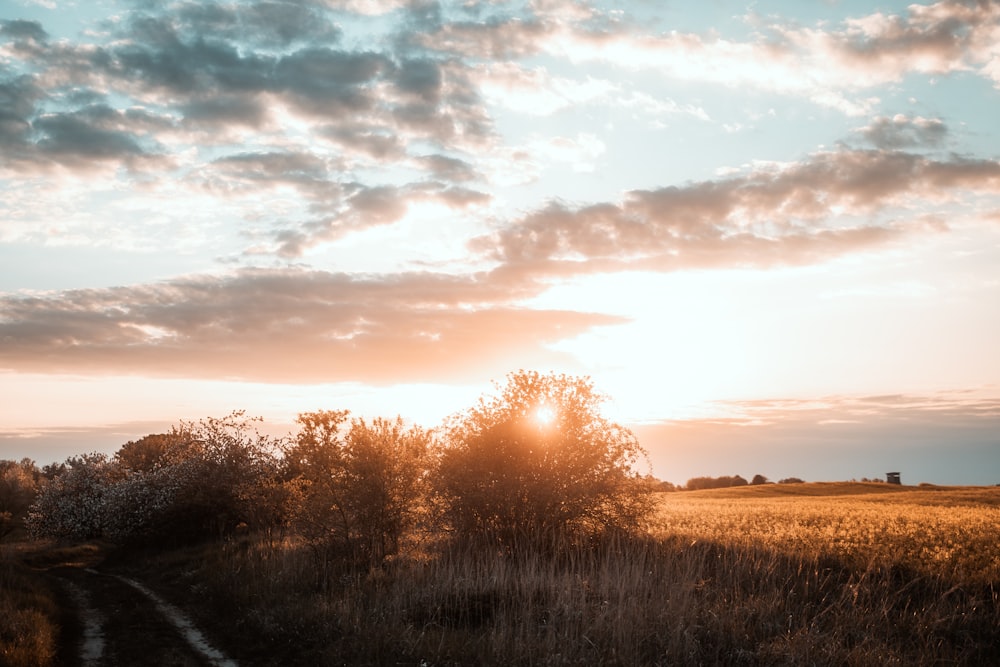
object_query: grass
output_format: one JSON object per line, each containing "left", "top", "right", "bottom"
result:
{"left": 4, "top": 483, "right": 997, "bottom": 665}
{"left": 0, "top": 545, "right": 61, "bottom": 667}
{"left": 120, "top": 482, "right": 1000, "bottom": 666}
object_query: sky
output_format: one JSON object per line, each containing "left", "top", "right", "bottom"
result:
{"left": 1, "top": 0, "right": 999, "bottom": 486}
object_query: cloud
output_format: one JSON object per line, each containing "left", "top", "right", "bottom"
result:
{"left": 415, "top": 154, "right": 480, "bottom": 182}
{"left": 473, "top": 149, "right": 1000, "bottom": 278}
{"left": 271, "top": 181, "right": 490, "bottom": 257}
{"left": 3, "top": 7, "right": 493, "bottom": 155}
{"left": 0, "top": 90, "right": 172, "bottom": 174}
{"left": 414, "top": 1, "right": 1000, "bottom": 114}
{"left": 178, "top": 94, "right": 270, "bottom": 132}
{"left": 2, "top": 1, "right": 997, "bottom": 270}
{"left": 323, "top": 0, "right": 410, "bottom": 16}
{"left": 855, "top": 114, "right": 949, "bottom": 149}
{"left": 33, "top": 105, "right": 161, "bottom": 163}
{"left": 200, "top": 150, "right": 336, "bottom": 196}
{"left": 477, "top": 62, "right": 616, "bottom": 115}
{"left": 173, "top": 1, "right": 343, "bottom": 48}
{"left": 0, "top": 75, "right": 44, "bottom": 155}
{"left": 0, "top": 268, "right": 623, "bottom": 383}
{"left": 415, "top": 15, "right": 552, "bottom": 60}
{"left": 0, "top": 19, "right": 49, "bottom": 43}
{"left": 828, "top": 1, "right": 1000, "bottom": 84}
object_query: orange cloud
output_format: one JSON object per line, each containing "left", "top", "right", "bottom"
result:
{"left": 0, "top": 269, "right": 624, "bottom": 383}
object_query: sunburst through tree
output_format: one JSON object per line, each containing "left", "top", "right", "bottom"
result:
{"left": 435, "top": 370, "right": 654, "bottom": 546}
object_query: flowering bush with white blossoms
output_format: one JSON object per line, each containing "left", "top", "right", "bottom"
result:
{"left": 28, "top": 412, "right": 287, "bottom": 544}
{"left": 27, "top": 453, "right": 119, "bottom": 540}
{"left": 100, "top": 466, "right": 187, "bottom": 541}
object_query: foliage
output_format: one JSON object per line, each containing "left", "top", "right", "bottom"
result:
{"left": 435, "top": 371, "right": 653, "bottom": 545}
{"left": 0, "top": 557, "right": 59, "bottom": 667}
{"left": 685, "top": 474, "right": 749, "bottom": 491}
{"left": 158, "top": 411, "right": 284, "bottom": 541}
{"left": 26, "top": 453, "right": 119, "bottom": 540}
{"left": 284, "top": 411, "right": 430, "bottom": 566}
{"left": 779, "top": 477, "right": 805, "bottom": 484}
{"left": 650, "top": 476, "right": 678, "bottom": 492}
{"left": 0, "top": 459, "right": 40, "bottom": 541}
{"left": 750, "top": 474, "right": 770, "bottom": 485}
{"left": 27, "top": 413, "right": 285, "bottom": 544}
{"left": 113, "top": 432, "right": 194, "bottom": 473}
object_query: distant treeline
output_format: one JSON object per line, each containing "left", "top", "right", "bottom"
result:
{"left": 656, "top": 474, "right": 807, "bottom": 491}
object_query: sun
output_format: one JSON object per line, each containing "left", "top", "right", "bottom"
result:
{"left": 533, "top": 404, "right": 557, "bottom": 427}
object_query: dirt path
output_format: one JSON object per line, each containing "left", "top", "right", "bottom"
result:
{"left": 51, "top": 565, "right": 238, "bottom": 666}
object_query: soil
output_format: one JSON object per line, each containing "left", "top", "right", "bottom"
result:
{"left": 26, "top": 544, "right": 239, "bottom": 667}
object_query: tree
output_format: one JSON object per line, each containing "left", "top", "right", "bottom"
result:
{"left": 341, "top": 417, "right": 430, "bottom": 562}
{"left": 114, "top": 432, "right": 193, "bottom": 473}
{"left": 685, "top": 475, "right": 750, "bottom": 490}
{"left": 0, "top": 459, "right": 40, "bottom": 541}
{"left": 155, "top": 411, "right": 283, "bottom": 541}
{"left": 750, "top": 474, "right": 770, "bottom": 485}
{"left": 284, "top": 411, "right": 430, "bottom": 566}
{"left": 435, "top": 371, "right": 653, "bottom": 547}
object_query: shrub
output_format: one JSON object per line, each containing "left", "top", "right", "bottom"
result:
{"left": 27, "top": 453, "right": 118, "bottom": 540}
{"left": 27, "top": 413, "right": 285, "bottom": 545}
{"left": 0, "top": 460, "right": 39, "bottom": 541}
{"left": 151, "top": 412, "right": 284, "bottom": 542}
{"left": 434, "top": 371, "right": 653, "bottom": 547}
{"left": 284, "top": 411, "right": 430, "bottom": 566}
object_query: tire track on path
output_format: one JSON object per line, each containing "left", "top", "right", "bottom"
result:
{"left": 103, "top": 571, "right": 238, "bottom": 667}
{"left": 60, "top": 579, "right": 105, "bottom": 666}
{"left": 54, "top": 566, "right": 239, "bottom": 666}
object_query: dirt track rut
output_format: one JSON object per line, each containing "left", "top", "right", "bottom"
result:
{"left": 52, "top": 566, "right": 238, "bottom": 667}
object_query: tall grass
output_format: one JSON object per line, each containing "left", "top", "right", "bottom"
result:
{"left": 0, "top": 546, "right": 60, "bottom": 667}
{"left": 138, "top": 484, "right": 1000, "bottom": 666}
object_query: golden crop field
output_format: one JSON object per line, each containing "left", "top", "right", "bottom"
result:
{"left": 652, "top": 483, "right": 1000, "bottom": 585}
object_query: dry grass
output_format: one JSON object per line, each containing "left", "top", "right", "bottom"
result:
{"left": 131, "top": 483, "right": 1000, "bottom": 666}
{"left": 0, "top": 546, "right": 61, "bottom": 667}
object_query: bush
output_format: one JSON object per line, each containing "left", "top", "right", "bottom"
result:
{"left": 0, "top": 460, "right": 39, "bottom": 541}
{"left": 27, "top": 453, "right": 118, "bottom": 540}
{"left": 434, "top": 371, "right": 653, "bottom": 547}
{"left": 150, "top": 412, "right": 284, "bottom": 543}
{"left": 27, "top": 413, "right": 285, "bottom": 545}
{"left": 284, "top": 412, "right": 430, "bottom": 566}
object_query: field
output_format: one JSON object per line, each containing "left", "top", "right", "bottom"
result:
{"left": 4, "top": 482, "right": 999, "bottom": 666}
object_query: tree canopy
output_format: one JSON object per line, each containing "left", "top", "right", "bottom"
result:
{"left": 435, "top": 371, "right": 654, "bottom": 545}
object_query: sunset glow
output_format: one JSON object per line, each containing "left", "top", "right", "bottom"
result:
{"left": 1, "top": 1, "right": 999, "bottom": 485}
{"left": 533, "top": 405, "right": 557, "bottom": 428}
